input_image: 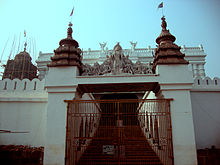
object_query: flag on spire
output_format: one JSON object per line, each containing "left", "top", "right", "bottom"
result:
{"left": 158, "top": 2, "right": 163, "bottom": 8}
{"left": 70, "top": 7, "right": 74, "bottom": 16}
{"left": 24, "top": 30, "right": 26, "bottom": 37}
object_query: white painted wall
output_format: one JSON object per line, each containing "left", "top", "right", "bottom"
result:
{"left": 162, "top": 89, "right": 197, "bottom": 165}
{"left": 0, "top": 73, "right": 219, "bottom": 165}
{"left": 0, "top": 79, "right": 48, "bottom": 147}
{"left": 191, "top": 91, "right": 220, "bottom": 149}
{"left": 157, "top": 64, "right": 198, "bottom": 165}
{"left": 0, "top": 102, "right": 47, "bottom": 147}
{"left": 44, "top": 66, "right": 79, "bottom": 165}
{"left": 191, "top": 76, "right": 220, "bottom": 149}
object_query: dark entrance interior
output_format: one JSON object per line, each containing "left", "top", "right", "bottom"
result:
{"left": 100, "top": 93, "right": 139, "bottom": 126}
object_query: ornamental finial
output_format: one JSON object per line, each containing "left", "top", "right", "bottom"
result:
{"left": 24, "top": 42, "right": 27, "bottom": 52}
{"left": 161, "top": 16, "right": 167, "bottom": 30}
{"left": 67, "top": 22, "right": 73, "bottom": 39}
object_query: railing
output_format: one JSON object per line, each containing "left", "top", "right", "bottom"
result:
{"left": 65, "top": 99, "right": 173, "bottom": 165}
{"left": 65, "top": 100, "right": 101, "bottom": 165}
{"left": 138, "top": 99, "right": 174, "bottom": 165}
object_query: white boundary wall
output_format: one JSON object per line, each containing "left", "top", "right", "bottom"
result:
{"left": 0, "top": 78, "right": 48, "bottom": 147}
{"left": 191, "top": 77, "right": 220, "bottom": 149}
{"left": 0, "top": 75, "right": 220, "bottom": 161}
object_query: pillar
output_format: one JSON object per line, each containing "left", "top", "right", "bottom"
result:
{"left": 153, "top": 16, "right": 198, "bottom": 164}
{"left": 44, "top": 67, "right": 79, "bottom": 165}
{"left": 43, "top": 21, "right": 82, "bottom": 165}
{"left": 198, "top": 64, "right": 205, "bottom": 78}
{"left": 157, "top": 65, "right": 197, "bottom": 165}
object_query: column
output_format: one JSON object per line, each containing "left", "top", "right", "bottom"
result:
{"left": 198, "top": 64, "right": 205, "bottom": 78}
{"left": 192, "top": 64, "right": 198, "bottom": 78}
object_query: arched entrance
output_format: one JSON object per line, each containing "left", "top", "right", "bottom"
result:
{"left": 100, "top": 94, "right": 139, "bottom": 126}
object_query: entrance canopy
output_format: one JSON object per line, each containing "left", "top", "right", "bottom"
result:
{"left": 77, "top": 82, "right": 160, "bottom": 94}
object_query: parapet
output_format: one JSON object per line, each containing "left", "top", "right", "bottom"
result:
{"left": 192, "top": 77, "right": 220, "bottom": 91}
{"left": 0, "top": 78, "right": 45, "bottom": 92}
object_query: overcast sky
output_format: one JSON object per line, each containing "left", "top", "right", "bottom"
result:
{"left": 0, "top": 0, "right": 220, "bottom": 78}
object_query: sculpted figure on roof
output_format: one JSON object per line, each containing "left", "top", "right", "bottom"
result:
{"left": 81, "top": 42, "right": 153, "bottom": 76}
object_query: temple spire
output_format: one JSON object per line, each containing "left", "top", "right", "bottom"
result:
{"left": 153, "top": 16, "right": 188, "bottom": 71}
{"left": 48, "top": 21, "right": 82, "bottom": 73}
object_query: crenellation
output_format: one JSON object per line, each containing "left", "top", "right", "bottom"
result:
{"left": 193, "top": 76, "right": 220, "bottom": 88}
{"left": 0, "top": 78, "right": 45, "bottom": 92}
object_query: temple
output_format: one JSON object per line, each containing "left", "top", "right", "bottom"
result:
{"left": 0, "top": 16, "right": 219, "bottom": 165}
{"left": 2, "top": 42, "right": 37, "bottom": 80}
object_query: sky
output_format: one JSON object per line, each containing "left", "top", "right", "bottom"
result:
{"left": 0, "top": 0, "right": 220, "bottom": 78}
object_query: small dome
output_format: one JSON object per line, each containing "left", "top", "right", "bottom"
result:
{"left": 113, "top": 42, "right": 122, "bottom": 51}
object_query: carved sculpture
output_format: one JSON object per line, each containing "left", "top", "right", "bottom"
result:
{"left": 82, "top": 43, "right": 153, "bottom": 76}
{"left": 99, "top": 42, "right": 107, "bottom": 52}
{"left": 130, "top": 41, "right": 137, "bottom": 51}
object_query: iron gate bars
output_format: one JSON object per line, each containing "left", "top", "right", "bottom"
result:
{"left": 65, "top": 99, "right": 173, "bottom": 165}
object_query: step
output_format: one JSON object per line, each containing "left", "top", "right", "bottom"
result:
{"left": 78, "top": 158, "right": 161, "bottom": 163}
{"left": 77, "top": 160, "right": 163, "bottom": 165}
{"left": 76, "top": 125, "right": 162, "bottom": 165}
{"left": 80, "top": 156, "right": 161, "bottom": 160}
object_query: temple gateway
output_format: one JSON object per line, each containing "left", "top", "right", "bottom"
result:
{"left": 0, "top": 16, "right": 220, "bottom": 165}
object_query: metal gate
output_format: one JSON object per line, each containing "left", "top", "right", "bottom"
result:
{"left": 65, "top": 99, "right": 173, "bottom": 165}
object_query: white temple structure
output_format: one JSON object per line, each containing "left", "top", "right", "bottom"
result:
{"left": 0, "top": 17, "right": 220, "bottom": 165}
{"left": 36, "top": 43, "right": 206, "bottom": 80}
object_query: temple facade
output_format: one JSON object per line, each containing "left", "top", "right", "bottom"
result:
{"left": 0, "top": 16, "right": 220, "bottom": 165}
{"left": 36, "top": 43, "right": 206, "bottom": 80}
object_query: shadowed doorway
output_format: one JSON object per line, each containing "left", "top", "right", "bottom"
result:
{"left": 99, "top": 94, "right": 139, "bottom": 126}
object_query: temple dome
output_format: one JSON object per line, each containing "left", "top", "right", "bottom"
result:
{"left": 2, "top": 48, "right": 37, "bottom": 80}
{"left": 14, "top": 50, "right": 32, "bottom": 62}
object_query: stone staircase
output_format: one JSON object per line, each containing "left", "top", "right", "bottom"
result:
{"left": 77, "top": 125, "right": 162, "bottom": 165}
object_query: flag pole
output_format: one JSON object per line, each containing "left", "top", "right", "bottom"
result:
{"left": 69, "top": 6, "right": 74, "bottom": 23}
{"left": 157, "top": 2, "right": 164, "bottom": 17}
{"left": 70, "top": 16, "right": 72, "bottom": 24}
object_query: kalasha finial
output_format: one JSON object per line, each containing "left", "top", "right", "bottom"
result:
{"left": 161, "top": 16, "right": 167, "bottom": 30}
{"left": 24, "top": 42, "right": 27, "bottom": 52}
{"left": 67, "top": 22, "right": 73, "bottom": 39}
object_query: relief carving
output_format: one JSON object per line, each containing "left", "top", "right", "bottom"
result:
{"left": 82, "top": 43, "right": 153, "bottom": 76}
